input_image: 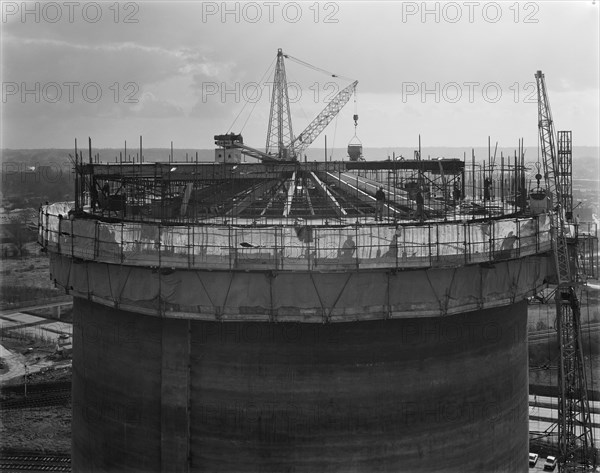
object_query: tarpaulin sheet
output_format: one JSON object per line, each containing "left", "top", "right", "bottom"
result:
{"left": 72, "top": 219, "right": 96, "bottom": 259}
{"left": 40, "top": 203, "right": 554, "bottom": 272}
{"left": 121, "top": 223, "right": 143, "bottom": 252}
{"left": 316, "top": 228, "right": 355, "bottom": 259}
{"left": 97, "top": 223, "right": 121, "bottom": 261}
{"left": 50, "top": 253, "right": 553, "bottom": 321}
{"left": 271, "top": 273, "right": 321, "bottom": 310}
{"left": 280, "top": 227, "right": 307, "bottom": 259}
{"left": 233, "top": 227, "right": 278, "bottom": 250}
{"left": 219, "top": 272, "right": 271, "bottom": 311}
{"left": 197, "top": 227, "right": 231, "bottom": 257}
{"left": 191, "top": 227, "right": 211, "bottom": 256}
{"left": 356, "top": 226, "right": 392, "bottom": 260}
{"left": 388, "top": 270, "right": 436, "bottom": 313}
{"left": 468, "top": 223, "right": 491, "bottom": 261}
{"left": 316, "top": 272, "right": 388, "bottom": 313}
{"left": 399, "top": 226, "right": 430, "bottom": 258}
{"left": 119, "top": 266, "right": 160, "bottom": 302}
{"left": 160, "top": 227, "right": 190, "bottom": 254}
{"left": 58, "top": 219, "right": 72, "bottom": 252}
{"left": 46, "top": 202, "right": 73, "bottom": 217}
{"left": 162, "top": 271, "right": 212, "bottom": 307}
{"left": 435, "top": 224, "right": 464, "bottom": 257}
{"left": 493, "top": 220, "right": 519, "bottom": 255}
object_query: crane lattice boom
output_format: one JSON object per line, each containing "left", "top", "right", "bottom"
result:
{"left": 536, "top": 71, "right": 558, "bottom": 206}
{"left": 535, "top": 70, "right": 595, "bottom": 473}
{"left": 266, "top": 48, "right": 295, "bottom": 160}
{"left": 290, "top": 80, "right": 358, "bottom": 159}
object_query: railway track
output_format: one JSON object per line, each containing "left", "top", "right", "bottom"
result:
{"left": 1, "top": 382, "right": 71, "bottom": 410}
{"left": 1, "top": 391, "right": 71, "bottom": 410}
{"left": 0, "top": 451, "right": 71, "bottom": 472}
{"left": 1, "top": 381, "right": 71, "bottom": 395}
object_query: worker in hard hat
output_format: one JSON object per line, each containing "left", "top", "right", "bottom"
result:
{"left": 375, "top": 187, "right": 385, "bottom": 221}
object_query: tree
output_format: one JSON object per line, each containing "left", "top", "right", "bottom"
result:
{"left": 4, "top": 215, "right": 35, "bottom": 257}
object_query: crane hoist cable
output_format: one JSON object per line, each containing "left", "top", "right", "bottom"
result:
{"left": 349, "top": 86, "right": 361, "bottom": 146}
{"left": 352, "top": 86, "right": 359, "bottom": 140}
{"left": 228, "top": 55, "right": 277, "bottom": 134}
{"left": 282, "top": 53, "right": 355, "bottom": 82}
{"left": 330, "top": 113, "right": 339, "bottom": 160}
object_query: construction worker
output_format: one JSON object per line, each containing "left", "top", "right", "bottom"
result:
{"left": 375, "top": 187, "right": 385, "bottom": 221}
{"left": 497, "top": 231, "right": 517, "bottom": 260}
{"left": 415, "top": 189, "right": 425, "bottom": 223}
{"left": 339, "top": 235, "right": 356, "bottom": 259}
{"left": 453, "top": 178, "right": 461, "bottom": 204}
{"left": 484, "top": 178, "right": 491, "bottom": 201}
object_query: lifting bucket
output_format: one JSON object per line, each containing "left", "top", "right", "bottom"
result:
{"left": 347, "top": 143, "right": 363, "bottom": 161}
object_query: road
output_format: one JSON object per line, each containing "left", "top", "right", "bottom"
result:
{"left": 0, "top": 298, "right": 73, "bottom": 316}
{"left": 0, "top": 311, "right": 72, "bottom": 384}
{"left": 0, "top": 311, "right": 72, "bottom": 344}
{"left": 529, "top": 394, "right": 600, "bottom": 473}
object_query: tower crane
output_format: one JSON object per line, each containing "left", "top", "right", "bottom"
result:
{"left": 288, "top": 80, "right": 358, "bottom": 160}
{"left": 216, "top": 49, "right": 357, "bottom": 162}
{"left": 535, "top": 70, "right": 595, "bottom": 473}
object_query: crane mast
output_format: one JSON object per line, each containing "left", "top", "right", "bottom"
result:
{"left": 266, "top": 49, "right": 357, "bottom": 161}
{"left": 266, "top": 48, "right": 295, "bottom": 160}
{"left": 535, "top": 70, "right": 595, "bottom": 473}
{"left": 217, "top": 50, "right": 357, "bottom": 163}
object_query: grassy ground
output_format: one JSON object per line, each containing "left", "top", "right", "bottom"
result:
{"left": 0, "top": 333, "right": 72, "bottom": 453}
{"left": 0, "top": 243, "right": 65, "bottom": 309}
{"left": 0, "top": 244, "right": 72, "bottom": 454}
{"left": 0, "top": 405, "right": 72, "bottom": 453}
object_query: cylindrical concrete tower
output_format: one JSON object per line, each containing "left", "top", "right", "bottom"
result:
{"left": 40, "top": 159, "right": 554, "bottom": 472}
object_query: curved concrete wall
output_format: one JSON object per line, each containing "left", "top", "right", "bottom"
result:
{"left": 72, "top": 298, "right": 528, "bottom": 472}
{"left": 52, "top": 254, "right": 552, "bottom": 321}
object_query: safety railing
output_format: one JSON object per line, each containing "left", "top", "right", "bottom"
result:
{"left": 39, "top": 203, "right": 552, "bottom": 272}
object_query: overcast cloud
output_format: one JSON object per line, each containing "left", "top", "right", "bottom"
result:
{"left": 1, "top": 1, "right": 598, "bottom": 150}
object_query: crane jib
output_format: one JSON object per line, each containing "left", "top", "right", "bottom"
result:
{"left": 536, "top": 69, "right": 596, "bottom": 471}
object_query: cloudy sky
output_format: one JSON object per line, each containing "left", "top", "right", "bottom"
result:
{"left": 2, "top": 1, "right": 599, "bottom": 152}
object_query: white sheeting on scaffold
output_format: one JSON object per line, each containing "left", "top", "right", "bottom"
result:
{"left": 39, "top": 204, "right": 552, "bottom": 272}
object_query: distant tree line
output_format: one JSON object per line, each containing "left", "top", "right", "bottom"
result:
{"left": 1, "top": 164, "right": 74, "bottom": 209}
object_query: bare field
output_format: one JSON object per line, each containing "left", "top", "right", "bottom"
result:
{"left": 0, "top": 243, "right": 64, "bottom": 309}
{"left": 1, "top": 334, "right": 72, "bottom": 454}
{"left": 1, "top": 243, "right": 52, "bottom": 287}
{"left": 0, "top": 405, "right": 71, "bottom": 453}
